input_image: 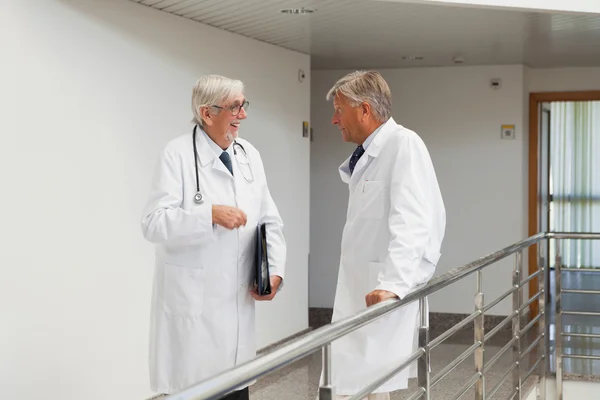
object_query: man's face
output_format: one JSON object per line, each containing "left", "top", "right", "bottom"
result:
{"left": 204, "top": 94, "right": 248, "bottom": 145}
{"left": 331, "top": 93, "right": 361, "bottom": 144}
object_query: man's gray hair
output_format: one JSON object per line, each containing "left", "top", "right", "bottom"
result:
{"left": 191, "top": 75, "right": 244, "bottom": 125}
{"left": 326, "top": 70, "right": 392, "bottom": 122}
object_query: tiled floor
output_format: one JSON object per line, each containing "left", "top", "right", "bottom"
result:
{"left": 249, "top": 342, "right": 538, "bottom": 400}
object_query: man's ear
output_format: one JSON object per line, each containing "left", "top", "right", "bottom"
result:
{"left": 360, "top": 102, "right": 371, "bottom": 121}
{"left": 200, "top": 106, "right": 212, "bottom": 126}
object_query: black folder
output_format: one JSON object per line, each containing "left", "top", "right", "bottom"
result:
{"left": 254, "top": 223, "right": 271, "bottom": 296}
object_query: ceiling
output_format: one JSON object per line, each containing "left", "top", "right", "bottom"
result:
{"left": 130, "top": 0, "right": 600, "bottom": 69}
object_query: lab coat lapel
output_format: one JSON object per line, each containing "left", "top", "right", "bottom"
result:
{"left": 196, "top": 129, "right": 216, "bottom": 168}
{"left": 212, "top": 157, "right": 233, "bottom": 178}
{"left": 195, "top": 130, "right": 234, "bottom": 179}
{"left": 339, "top": 151, "right": 368, "bottom": 192}
{"left": 365, "top": 117, "right": 397, "bottom": 160}
{"left": 348, "top": 154, "right": 368, "bottom": 190}
{"left": 339, "top": 118, "right": 398, "bottom": 189}
{"left": 339, "top": 155, "right": 352, "bottom": 184}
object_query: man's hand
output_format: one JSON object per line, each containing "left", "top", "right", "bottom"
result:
{"left": 212, "top": 205, "right": 247, "bottom": 229}
{"left": 250, "top": 275, "right": 282, "bottom": 301}
{"left": 365, "top": 290, "right": 398, "bottom": 307}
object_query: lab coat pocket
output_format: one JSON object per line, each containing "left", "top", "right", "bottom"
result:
{"left": 162, "top": 264, "right": 205, "bottom": 317}
{"left": 359, "top": 181, "right": 385, "bottom": 219}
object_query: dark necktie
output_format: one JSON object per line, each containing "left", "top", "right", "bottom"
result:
{"left": 220, "top": 151, "right": 233, "bottom": 176}
{"left": 349, "top": 145, "right": 365, "bottom": 175}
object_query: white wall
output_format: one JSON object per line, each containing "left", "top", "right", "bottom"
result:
{"left": 527, "top": 67, "right": 600, "bottom": 92}
{"left": 310, "top": 66, "right": 528, "bottom": 315}
{"left": 0, "top": 1, "right": 310, "bottom": 399}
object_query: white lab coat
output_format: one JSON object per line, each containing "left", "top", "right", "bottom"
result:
{"left": 330, "top": 118, "right": 445, "bottom": 395}
{"left": 141, "top": 128, "right": 286, "bottom": 394}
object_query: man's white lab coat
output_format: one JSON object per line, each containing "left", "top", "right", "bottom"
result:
{"left": 141, "top": 128, "right": 286, "bottom": 394}
{"left": 331, "top": 118, "right": 445, "bottom": 395}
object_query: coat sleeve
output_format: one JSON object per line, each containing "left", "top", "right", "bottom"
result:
{"left": 140, "top": 148, "right": 215, "bottom": 246}
{"left": 376, "top": 137, "right": 434, "bottom": 300}
{"left": 255, "top": 151, "right": 287, "bottom": 283}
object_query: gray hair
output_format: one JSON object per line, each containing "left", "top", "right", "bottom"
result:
{"left": 191, "top": 75, "right": 244, "bottom": 125}
{"left": 326, "top": 70, "right": 392, "bottom": 122}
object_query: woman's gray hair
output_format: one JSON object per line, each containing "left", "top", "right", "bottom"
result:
{"left": 326, "top": 70, "right": 392, "bottom": 122}
{"left": 191, "top": 75, "right": 244, "bottom": 125}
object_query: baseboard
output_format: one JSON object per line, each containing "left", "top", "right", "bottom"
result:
{"left": 429, "top": 310, "right": 531, "bottom": 332}
{"left": 308, "top": 307, "right": 333, "bottom": 329}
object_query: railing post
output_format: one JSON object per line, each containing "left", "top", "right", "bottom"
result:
{"left": 418, "top": 297, "right": 431, "bottom": 400}
{"left": 474, "top": 271, "right": 485, "bottom": 400}
{"left": 512, "top": 251, "right": 522, "bottom": 399}
{"left": 538, "top": 240, "right": 547, "bottom": 400}
{"left": 319, "top": 344, "right": 335, "bottom": 400}
{"left": 555, "top": 239, "right": 563, "bottom": 400}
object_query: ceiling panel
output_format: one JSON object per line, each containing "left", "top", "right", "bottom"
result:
{"left": 130, "top": 0, "right": 600, "bottom": 69}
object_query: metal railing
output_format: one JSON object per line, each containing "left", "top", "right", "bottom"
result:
{"left": 549, "top": 232, "right": 600, "bottom": 400}
{"left": 164, "top": 232, "right": 600, "bottom": 400}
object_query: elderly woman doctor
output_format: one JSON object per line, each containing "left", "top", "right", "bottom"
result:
{"left": 140, "top": 75, "right": 286, "bottom": 400}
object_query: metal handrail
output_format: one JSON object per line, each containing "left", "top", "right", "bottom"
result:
{"left": 166, "top": 233, "right": 546, "bottom": 400}
{"left": 552, "top": 232, "right": 600, "bottom": 400}
{"left": 547, "top": 232, "right": 600, "bottom": 239}
{"left": 164, "top": 232, "right": 600, "bottom": 400}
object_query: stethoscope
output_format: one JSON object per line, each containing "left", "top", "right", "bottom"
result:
{"left": 192, "top": 125, "right": 254, "bottom": 204}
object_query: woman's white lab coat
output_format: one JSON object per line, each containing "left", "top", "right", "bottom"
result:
{"left": 141, "top": 129, "right": 286, "bottom": 394}
{"left": 331, "top": 118, "right": 445, "bottom": 395}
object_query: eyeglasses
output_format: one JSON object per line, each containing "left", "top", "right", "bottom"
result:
{"left": 212, "top": 100, "right": 249, "bottom": 116}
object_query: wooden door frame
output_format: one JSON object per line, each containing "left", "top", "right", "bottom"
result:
{"left": 528, "top": 91, "right": 600, "bottom": 318}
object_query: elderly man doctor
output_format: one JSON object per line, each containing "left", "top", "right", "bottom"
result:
{"left": 141, "top": 75, "right": 286, "bottom": 399}
{"left": 324, "top": 70, "right": 446, "bottom": 400}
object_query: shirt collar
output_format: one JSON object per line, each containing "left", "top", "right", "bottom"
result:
{"left": 201, "top": 127, "right": 233, "bottom": 159}
{"left": 361, "top": 122, "right": 385, "bottom": 151}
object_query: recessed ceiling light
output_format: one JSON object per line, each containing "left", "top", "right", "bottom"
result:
{"left": 402, "top": 56, "right": 424, "bottom": 61}
{"left": 280, "top": 7, "right": 316, "bottom": 15}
